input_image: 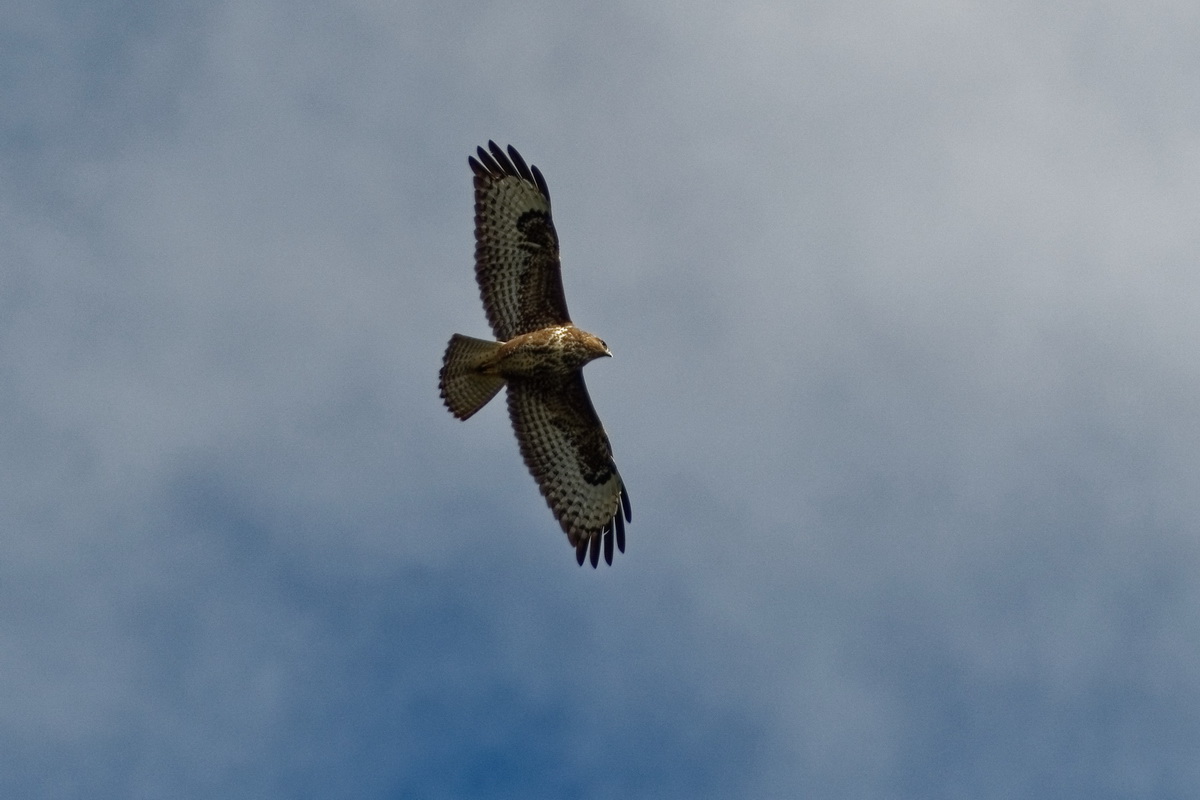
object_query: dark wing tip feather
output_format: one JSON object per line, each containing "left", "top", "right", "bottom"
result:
{"left": 570, "top": 481, "right": 630, "bottom": 568}
{"left": 531, "top": 165, "right": 550, "bottom": 200}
{"left": 487, "top": 141, "right": 518, "bottom": 176}
{"left": 472, "top": 142, "right": 550, "bottom": 201}
{"left": 475, "top": 145, "right": 502, "bottom": 175}
{"left": 506, "top": 145, "right": 535, "bottom": 183}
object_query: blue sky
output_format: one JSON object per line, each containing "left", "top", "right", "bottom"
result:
{"left": 4, "top": 1, "right": 1200, "bottom": 797}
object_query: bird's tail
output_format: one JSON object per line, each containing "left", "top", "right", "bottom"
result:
{"left": 439, "top": 334, "right": 505, "bottom": 420}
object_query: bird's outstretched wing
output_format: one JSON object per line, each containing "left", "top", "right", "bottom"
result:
{"left": 507, "top": 374, "right": 631, "bottom": 567}
{"left": 469, "top": 141, "right": 571, "bottom": 341}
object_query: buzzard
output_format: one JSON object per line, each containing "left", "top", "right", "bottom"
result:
{"left": 439, "top": 141, "right": 632, "bottom": 567}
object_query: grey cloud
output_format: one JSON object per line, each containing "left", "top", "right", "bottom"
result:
{"left": 4, "top": 1, "right": 1200, "bottom": 797}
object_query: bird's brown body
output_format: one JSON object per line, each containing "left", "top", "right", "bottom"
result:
{"left": 485, "top": 326, "right": 611, "bottom": 380}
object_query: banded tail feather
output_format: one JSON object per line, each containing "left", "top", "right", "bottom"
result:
{"left": 439, "top": 334, "right": 505, "bottom": 420}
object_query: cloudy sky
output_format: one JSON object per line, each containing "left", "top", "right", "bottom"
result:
{"left": 5, "top": 1, "right": 1200, "bottom": 797}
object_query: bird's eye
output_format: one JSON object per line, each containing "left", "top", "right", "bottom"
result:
{"left": 600, "top": 339, "right": 608, "bottom": 348}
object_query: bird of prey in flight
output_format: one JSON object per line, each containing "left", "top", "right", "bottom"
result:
{"left": 439, "top": 142, "right": 631, "bottom": 567}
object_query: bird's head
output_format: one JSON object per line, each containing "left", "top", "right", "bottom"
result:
{"left": 583, "top": 332, "right": 612, "bottom": 361}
